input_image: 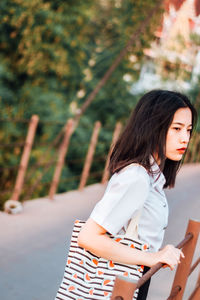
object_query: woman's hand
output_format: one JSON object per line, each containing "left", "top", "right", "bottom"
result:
{"left": 150, "top": 244, "right": 185, "bottom": 270}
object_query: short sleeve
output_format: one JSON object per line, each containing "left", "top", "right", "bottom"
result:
{"left": 90, "top": 165, "right": 150, "bottom": 235}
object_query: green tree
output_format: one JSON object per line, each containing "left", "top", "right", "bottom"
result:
{"left": 0, "top": 0, "right": 163, "bottom": 208}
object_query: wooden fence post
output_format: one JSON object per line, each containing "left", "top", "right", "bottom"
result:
{"left": 190, "top": 133, "right": 199, "bottom": 162}
{"left": 184, "top": 142, "right": 193, "bottom": 163}
{"left": 168, "top": 219, "right": 200, "bottom": 299}
{"left": 185, "top": 133, "right": 200, "bottom": 163}
{"left": 101, "top": 122, "right": 122, "bottom": 184}
{"left": 79, "top": 121, "right": 101, "bottom": 190}
{"left": 195, "top": 134, "right": 200, "bottom": 163}
{"left": 49, "top": 119, "right": 74, "bottom": 200}
{"left": 10, "top": 115, "right": 39, "bottom": 201}
{"left": 111, "top": 276, "right": 138, "bottom": 300}
{"left": 188, "top": 270, "right": 200, "bottom": 300}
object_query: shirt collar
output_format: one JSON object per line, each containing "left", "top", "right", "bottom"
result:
{"left": 149, "top": 156, "right": 166, "bottom": 189}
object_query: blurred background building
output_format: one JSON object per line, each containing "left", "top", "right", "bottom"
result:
{"left": 131, "top": 0, "right": 200, "bottom": 94}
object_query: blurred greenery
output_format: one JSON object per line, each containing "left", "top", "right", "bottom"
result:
{"left": 0, "top": 0, "right": 199, "bottom": 210}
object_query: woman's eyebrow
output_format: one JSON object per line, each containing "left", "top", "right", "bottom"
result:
{"left": 172, "top": 122, "right": 192, "bottom": 127}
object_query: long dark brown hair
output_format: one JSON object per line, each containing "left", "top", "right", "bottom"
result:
{"left": 109, "top": 90, "right": 197, "bottom": 188}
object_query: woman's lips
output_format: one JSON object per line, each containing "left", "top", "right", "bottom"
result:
{"left": 177, "top": 148, "right": 186, "bottom": 154}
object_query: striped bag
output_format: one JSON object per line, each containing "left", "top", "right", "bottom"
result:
{"left": 55, "top": 220, "right": 149, "bottom": 300}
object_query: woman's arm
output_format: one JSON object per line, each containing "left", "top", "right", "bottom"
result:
{"left": 78, "top": 218, "right": 184, "bottom": 270}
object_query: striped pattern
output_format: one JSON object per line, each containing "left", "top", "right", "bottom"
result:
{"left": 55, "top": 220, "right": 149, "bottom": 300}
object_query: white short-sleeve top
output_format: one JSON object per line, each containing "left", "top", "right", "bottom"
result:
{"left": 90, "top": 160, "right": 168, "bottom": 252}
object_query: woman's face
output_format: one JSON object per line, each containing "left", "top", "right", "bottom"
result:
{"left": 166, "top": 107, "right": 192, "bottom": 161}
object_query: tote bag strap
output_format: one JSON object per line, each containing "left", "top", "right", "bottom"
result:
{"left": 124, "top": 209, "right": 142, "bottom": 239}
{"left": 119, "top": 162, "right": 149, "bottom": 239}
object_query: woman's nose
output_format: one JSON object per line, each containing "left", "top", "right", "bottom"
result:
{"left": 180, "top": 130, "right": 190, "bottom": 144}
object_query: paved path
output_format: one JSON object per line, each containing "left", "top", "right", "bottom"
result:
{"left": 0, "top": 163, "right": 199, "bottom": 300}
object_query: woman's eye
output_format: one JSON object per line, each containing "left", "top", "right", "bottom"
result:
{"left": 173, "top": 127, "right": 181, "bottom": 131}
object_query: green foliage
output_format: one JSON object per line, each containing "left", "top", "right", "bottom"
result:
{"left": 0, "top": 0, "right": 163, "bottom": 208}
{"left": 187, "top": 82, "right": 200, "bottom": 132}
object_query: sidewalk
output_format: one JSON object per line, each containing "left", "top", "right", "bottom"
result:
{"left": 0, "top": 163, "right": 200, "bottom": 300}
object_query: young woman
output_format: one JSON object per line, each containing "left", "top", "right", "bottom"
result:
{"left": 78, "top": 90, "right": 197, "bottom": 299}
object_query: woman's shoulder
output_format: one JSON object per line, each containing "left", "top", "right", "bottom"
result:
{"left": 111, "top": 163, "right": 150, "bottom": 186}
{"left": 119, "top": 163, "right": 148, "bottom": 175}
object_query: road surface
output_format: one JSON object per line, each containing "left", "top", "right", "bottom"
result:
{"left": 0, "top": 163, "right": 199, "bottom": 300}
